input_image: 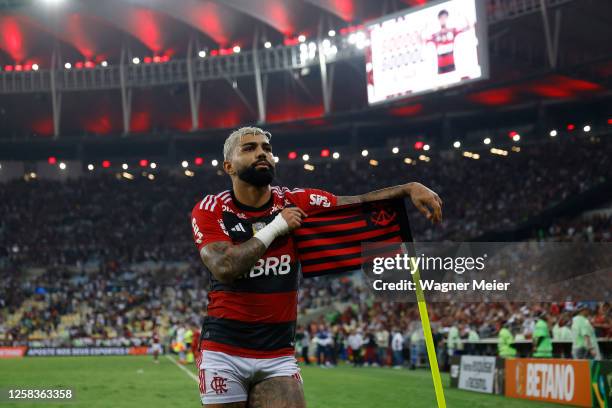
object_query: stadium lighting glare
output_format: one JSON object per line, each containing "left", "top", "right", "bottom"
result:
{"left": 392, "top": 147, "right": 399, "bottom": 154}
{"left": 483, "top": 137, "right": 491, "bottom": 145}
{"left": 354, "top": 31, "right": 368, "bottom": 49}
{"left": 273, "top": 156, "right": 279, "bottom": 163}
{"left": 150, "top": 162, "right": 157, "bottom": 169}
{"left": 404, "top": 158, "right": 413, "bottom": 164}
{"left": 490, "top": 148, "right": 509, "bottom": 156}
{"left": 264, "top": 41, "right": 272, "bottom": 49}
{"left": 232, "top": 46, "right": 241, "bottom": 53}
{"left": 453, "top": 141, "right": 461, "bottom": 148}
{"left": 302, "top": 154, "right": 310, "bottom": 162}
{"left": 298, "top": 34, "right": 306, "bottom": 43}
{"left": 348, "top": 33, "right": 356, "bottom": 44}
{"left": 211, "top": 159, "right": 219, "bottom": 167}
{"left": 181, "top": 160, "right": 188, "bottom": 168}
{"left": 328, "top": 30, "right": 336, "bottom": 37}
{"left": 132, "top": 57, "right": 140, "bottom": 64}
{"left": 32, "top": 64, "right": 39, "bottom": 71}
{"left": 512, "top": 134, "right": 521, "bottom": 142}
{"left": 361, "top": 149, "right": 369, "bottom": 157}
{"left": 184, "top": 170, "right": 194, "bottom": 177}
{"left": 101, "top": 61, "right": 108, "bottom": 67}
{"left": 87, "top": 164, "right": 94, "bottom": 171}
{"left": 147, "top": 174, "right": 155, "bottom": 180}
{"left": 549, "top": 130, "right": 557, "bottom": 137}
{"left": 369, "top": 159, "right": 378, "bottom": 166}
{"left": 583, "top": 125, "right": 591, "bottom": 132}
{"left": 321, "top": 39, "right": 331, "bottom": 49}
{"left": 423, "top": 144, "right": 430, "bottom": 151}
{"left": 332, "top": 152, "right": 340, "bottom": 159}
{"left": 122, "top": 163, "right": 128, "bottom": 170}
{"left": 304, "top": 164, "right": 314, "bottom": 171}
{"left": 59, "top": 162, "right": 66, "bottom": 170}
{"left": 64, "top": 62, "right": 71, "bottom": 69}
{"left": 198, "top": 50, "right": 206, "bottom": 58}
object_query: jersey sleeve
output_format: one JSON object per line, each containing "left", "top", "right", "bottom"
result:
{"left": 191, "top": 196, "right": 231, "bottom": 252}
{"left": 287, "top": 188, "right": 338, "bottom": 213}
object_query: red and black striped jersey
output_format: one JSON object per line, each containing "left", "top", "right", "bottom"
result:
{"left": 191, "top": 186, "right": 337, "bottom": 358}
{"left": 295, "top": 199, "right": 413, "bottom": 277}
{"left": 429, "top": 27, "right": 461, "bottom": 74}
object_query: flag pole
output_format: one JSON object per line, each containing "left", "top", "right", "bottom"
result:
{"left": 409, "top": 256, "right": 447, "bottom": 408}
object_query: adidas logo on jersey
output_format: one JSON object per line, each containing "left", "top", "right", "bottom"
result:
{"left": 230, "top": 223, "right": 246, "bottom": 232}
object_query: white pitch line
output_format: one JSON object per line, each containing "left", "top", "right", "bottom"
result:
{"left": 165, "top": 354, "right": 199, "bottom": 384}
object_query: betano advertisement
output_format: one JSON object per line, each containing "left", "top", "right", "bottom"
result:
{"left": 505, "top": 358, "right": 592, "bottom": 407}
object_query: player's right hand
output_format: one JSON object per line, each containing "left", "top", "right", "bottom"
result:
{"left": 280, "top": 207, "right": 307, "bottom": 231}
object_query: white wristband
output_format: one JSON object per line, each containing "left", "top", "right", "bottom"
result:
{"left": 254, "top": 213, "right": 290, "bottom": 248}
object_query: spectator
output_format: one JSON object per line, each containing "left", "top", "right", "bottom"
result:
{"left": 391, "top": 328, "right": 404, "bottom": 368}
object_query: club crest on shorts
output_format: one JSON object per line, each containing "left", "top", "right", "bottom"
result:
{"left": 210, "top": 376, "right": 228, "bottom": 394}
{"left": 252, "top": 222, "right": 267, "bottom": 234}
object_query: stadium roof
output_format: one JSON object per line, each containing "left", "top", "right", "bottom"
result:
{"left": 0, "top": 0, "right": 610, "bottom": 138}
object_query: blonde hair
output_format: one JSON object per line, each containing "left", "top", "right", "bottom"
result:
{"left": 223, "top": 126, "right": 272, "bottom": 160}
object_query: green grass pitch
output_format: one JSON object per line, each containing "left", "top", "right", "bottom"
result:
{"left": 0, "top": 355, "right": 565, "bottom": 407}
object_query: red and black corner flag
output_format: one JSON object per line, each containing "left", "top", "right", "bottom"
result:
{"left": 294, "top": 199, "right": 413, "bottom": 278}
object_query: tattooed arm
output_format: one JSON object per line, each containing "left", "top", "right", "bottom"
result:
{"left": 200, "top": 207, "right": 306, "bottom": 284}
{"left": 336, "top": 182, "right": 444, "bottom": 223}
{"left": 200, "top": 239, "right": 268, "bottom": 284}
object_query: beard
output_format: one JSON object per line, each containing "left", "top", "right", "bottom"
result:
{"left": 237, "top": 163, "right": 275, "bottom": 187}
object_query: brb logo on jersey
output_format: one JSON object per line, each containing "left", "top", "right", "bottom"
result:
{"left": 244, "top": 255, "right": 292, "bottom": 278}
{"left": 309, "top": 194, "right": 331, "bottom": 207}
{"left": 192, "top": 218, "right": 203, "bottom": 244}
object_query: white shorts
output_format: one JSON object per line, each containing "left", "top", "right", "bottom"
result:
{"left": 197, "top": 351, "right": 303, "bottom": 405}
{"left": 151, "top": 344, "right": 163, "bottom": 353}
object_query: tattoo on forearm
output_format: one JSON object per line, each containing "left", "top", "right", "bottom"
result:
{"left": 248, "top": 377, "right": 305, "bottom": 408}
{"left": 201, "top": 238, "right": 267, "bottom": 284}
{"left": 337, "top": 184, "right": 409, "bottom": 206}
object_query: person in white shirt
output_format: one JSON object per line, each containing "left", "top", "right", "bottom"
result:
{"left": 391, "top": 329, "right": 404, "bottom": 368}
{"left": 375, "top": 327, "right": 390, "bottom": 366}
{"left": 347, "top": 330, "right": 364, "bottom": 366}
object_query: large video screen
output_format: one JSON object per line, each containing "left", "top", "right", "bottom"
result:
{"left": 365, "top": 0, "right": 488, "bottom": 105}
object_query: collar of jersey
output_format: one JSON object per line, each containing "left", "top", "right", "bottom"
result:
{"left": 230, "top": 189, "right": 274, "bottom": 212}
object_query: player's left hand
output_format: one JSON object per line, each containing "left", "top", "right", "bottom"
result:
{"left": 406, "top": 182, "right": 443, "bottom": 224}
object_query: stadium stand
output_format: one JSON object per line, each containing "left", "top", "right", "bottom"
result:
{"left": 1, "top": 131, "right": 610, "bottom": 362}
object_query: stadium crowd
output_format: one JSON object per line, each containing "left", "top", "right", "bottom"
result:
{"left": 0, "top": 134, "right": 610, "bottom": 362}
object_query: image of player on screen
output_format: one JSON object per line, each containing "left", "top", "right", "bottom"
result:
{"left": 426, "top": 9, "right": 471, "bottom": 75}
